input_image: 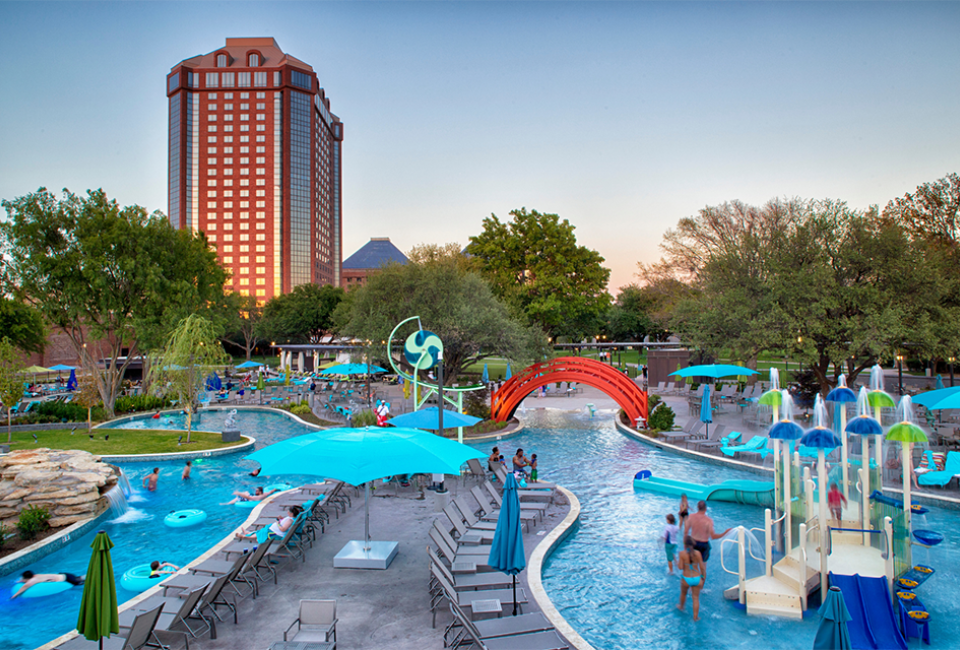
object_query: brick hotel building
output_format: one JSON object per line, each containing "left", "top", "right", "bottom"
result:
{"left": 167, "top": 38, "right": 343, "bottom": 301}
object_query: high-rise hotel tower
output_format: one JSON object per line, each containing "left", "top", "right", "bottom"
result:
{"left": 167, "top": 37, "right": 343, "bottom": 300}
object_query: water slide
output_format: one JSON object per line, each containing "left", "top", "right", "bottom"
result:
{"left": 828, "top": 573, "right": 907, "bottom": 650}
{"left": 633, "top": 471, "right": 775, "bottom": 507}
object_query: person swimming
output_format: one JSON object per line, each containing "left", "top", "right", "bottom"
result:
{"left": 11, "top": 571, "right": 85, "bottom": 599}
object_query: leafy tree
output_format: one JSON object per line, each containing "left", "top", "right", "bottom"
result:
{"left": 71, "top": 373, "right": 102, "bottom": 435}
{"left": 149, "top": 314, "right": 229, "bottom": 443}
{"left": 332, "top": 250, "right": 546, "bottom": 383}
{"left": 467, "top": 208, "right": 611, "bottom": 339}
{"left": 0, "top": 188, "right": 228, "bottom": 417}
{"left": 606, "top": 284, "right": 669, "bottom": 342}
{"left": 0, "top": 297, "right": 45, "bottom": 354}
{"left": 221, "top": 292, "right": 263, "bottom": 360}
{"left": 258, "top": 283, "right": 344, "bottom": 344}
{"left": 0, "top": 338, "right": 24, "bottom": 442}
{"left": 883, "top": 173, "right": 960, "bottom": 249}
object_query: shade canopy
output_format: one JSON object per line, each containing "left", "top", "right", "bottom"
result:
{"left": 244, "top": 426, "right": 485, "bottom": 486}
{"left": 813, "top": 586, "right": 852, "bottom": 650}
{"left": 886, "top": 422, "right": 928, "bottom": 444}
{"left": 318, "top": 360, "right": 341, "bottom": 370}
{"left": 235, "top": 360, "right": 261, "bottom": 369}
{"left": 319, "top": 363, "right": 387, "bottom": 376}
{"left": 387, "top": 407, "right": 482, "bottom": 430}
{"left": 826, "top": 387, "right": 857, "bottom": 403}
{"left": 22, "top": 365, "right": 51, "bottom": 374}
{"left": 769, "top": 420, "right": 804, "bottom": 441}
{"left": 912, "top": 386, "right": 960, "bottom": 410}
{"left": 801, "top": 426, "right": 842, "bottom": 449}
{"left": 670, "top": 364, "right": 759, "bottom": 379}
{"left": 48, "top": 364, "right": 76, "bottom": 372}
{"left": 481, "top": 363, "right": 489, "bottom": 385}
{"left": 76, "top": 530, "right": 119, "bottom": 644}
{"left": 845, "top": 416, "right": 883, "bottom": 436}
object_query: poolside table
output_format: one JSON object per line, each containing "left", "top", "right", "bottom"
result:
{"left": 471, "top": 598, "right": 502, "bottom": 620}
{"left": 269, "top": 643, "right": 335, "bottom": 650}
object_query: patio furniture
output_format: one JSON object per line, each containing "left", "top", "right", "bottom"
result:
{"left": 283, "top": 599, "right": 338, "bottom": 645}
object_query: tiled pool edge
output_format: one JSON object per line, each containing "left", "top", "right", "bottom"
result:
{"left": 35, "top": 489, "right": 288, "bottom": 650}
{"left": 0, "top": 507, "right": 115, "bottom": 579}
{"left": 529, "top": 485, "right": 596, "bottom": 650}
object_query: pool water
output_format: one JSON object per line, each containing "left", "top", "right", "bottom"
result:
{"left": 0, "top": 409, "right": 321, "bottom": 650}
{"left": 475, "top": 409, "right": 960, "bottom": 650}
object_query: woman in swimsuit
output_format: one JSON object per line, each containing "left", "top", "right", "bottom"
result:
{"left": 678, "top": 494, "right": 690, "bottom": 529}
{"left": 677, "top": 536, "right": 706, "bottom": 621}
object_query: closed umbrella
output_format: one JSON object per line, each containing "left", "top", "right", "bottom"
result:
{"left": 257, "top": 372, "right": 265, "bottom": 405}
{"left": 245, "top": 427, "right": 485, "bottom": 567}
{"left": 76, "top": 530, "right": 119, "bottom": 649}
{"left": 700, "top": 385, "right": 713, "bottom": 439}
{"left": 487, "top": 473, "right": 526, "bottom": 615}
{"left": 813, "top": 586, "right": 852, "bottom": 650}
{"left": 388, "top": 407, "right": 481, "bottom": 430}
{"left": 481, "top": 363, "right": 489, "bottom": 385}
{"left": 935, "top": 374, "right": 945, "bottom": 390}
{"left": 505, "top": 363, "right": 512, "bottom": 380}
{"left": 297, "top": 352, "right": 305, "bottom": 374}
{"left": 66, "top": 368, "right": 78, "bottom": 392}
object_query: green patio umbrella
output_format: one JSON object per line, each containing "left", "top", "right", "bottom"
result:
{"left": 813, "top": 586, "right": 852, "bottom": 650}
{"left": 257, "top": 372, "right": 265, "bottom": 405}
{"left": 76, "top": 530, "right": 119, "bottom": 649}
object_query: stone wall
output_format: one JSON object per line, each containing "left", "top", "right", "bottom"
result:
{"left": 0, "top": 448, "right": 120, "bottom": 530}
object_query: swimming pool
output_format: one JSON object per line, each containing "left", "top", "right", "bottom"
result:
{"left": 0, "top": 409, "right": 321, "bottom": 650}
{"left": 478, "top": 409, "right": 960, "bottom": 650}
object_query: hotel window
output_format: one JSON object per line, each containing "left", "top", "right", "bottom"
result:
{"left": 256, "top": 135, "right": 266, "bottom": 142}
{"left": 239, "top": 72, "right": 251, "bottom": 87}
{"left": 224, "top": 169, "right": 233, "bottom": 176}
{"left": 240, "top": 223, "right": 249, "bottom": 230}
{"left": 256, "top": 222, "right": 267, "bottom": 230}
{"left": 223, "top": 157, "right": 232, "bottom": 165}
{"left": 223, "top": 245, "right": 233, "bottom": 252}
{"left": 207, "top": 113, "right": 217, "bottom": 121}
{"left": 256, "top": 124, "right": 266, "bottom": 131}
{"left": 224, "top": 103, "right": 233, "bottom": 111}
{"left": 240, "top": 168, "right": 249, "bottom": 175}
{"left": 224, "top": 125, "right": 233, "bottom": 132}
{"left": 223, "top": 179, "right": 233, "bottom": 186}
{"left": 241, "top": 92, "right": 250, "bottom": 99}
{"left": 240, "top": 211, "right": 250, "bottom": 219}
{"left": 224, "top": 234, "right": 233, "bottom": 241}
{"left": 256, "top": 211, "right": 266, "bottom": 218}
{"left": 256, "top": 168, "right": 265, "bottom": 175}
{"left": 256, "top": 103, "right": 266, "bottom": 110}
{"left": 256, "top": 245, "right": 266, "bottom": 252}
{"left": 256, "top": 157, "right": 266, "bottom": 164}
{"left": 239, "top": 278, "right": 249, "bottom": 285}
{"left": 240, "top": 190, "right": 250, "bottom": 196}
{"left": 223, "top": 223, "right": 234, "bottom": 231}
{"left": 224, "top": 136, "right": 233, "bottom": 142}
{"left": 207, "top": 201, "right": 217, "bottom": 208}
{"left": 240, "top": 234, "right": 249, "bottom": 241}
{"left": 223, "top": 212, "right": 233, "bottom": 219}
{"left": 240, "top": 125, "right": 249, "bottom": 132}
{"left": 240, "top": 201, "right": 249, "bottom": 208}
{"left": 256, "top": 179, "right": 266, "bottom": 186}
{"left": 256, "top": 146, "right": 265, "bottom": 153}
{"left": 240, "top": 114, "right": 249, "bottom": 121}
{"left": 223, "top": 256, "right": 233, "bottom": 264}
{"left": 240, "top": 289, "right": 249, "bottom": 296}
{"left": 208, "top": 147, "right": 217, "bottom": 154}
{"left": 256, "top": 256, "right": 266, "bottom": 263}
{"left": 257, "top": 92, "right": 265, "bottom": 99}
{"left": 256, "top": 114, "right": 265, "bottom": 121}
{"left": 207, "top": 191, "right": 217, "bottom": 197}
{"left": 256, "top": 201, "right": 265, "bottom": 207}
{"left": 208, "top": 235, "right": 217, "bottom": 242}
{"left": 206, "top": 222, "right": 216, "bottom": 230}
{"left": 248, "top": 53, "right": 259, "bottom": 67}
{"left": 217, "top": 54, "right": 228, "bottom": 68}
{"left": 223, "top": 201, "right": 233, "bottom": 208}
{"left": 273, "top": 72, "right": 281, "bottom": 86}
{"left": 209, "top": 93, "right": 218, "bottom": 100}
{"left": 207, "top": 168, "right": 217, "bottom": 176}
{"left": 207, "top": 104, "right": 218, "bottom": 111}
{"left": 205, "top": 72, "right": 219, "bottom": 87}
{"left": 256, "top": 234, "right": 266, "bottom": 241}
{"left": 240, "top": 256, "right": 249, "bottom": 263}
{"left": 207, "top": 179, "right": 217, "bottom": 186}
{"left": 241, "top": 103, "right": 249, "bottom": 110}
{"left": 224, "top": 92, "right": 233, "bottom": 99}
{"left": 256, "top": 289, "right": 266, "bottom": 297}
{"left": 222, "top": 72, "right": 235, "bottom": 88}
{"left": 256, "top": 190, "right": 266, "bottom": 197}
{"left": 240, "top": 245, "right": 249, "bottom": 252}
{"left": 207, "top": 157, "right": 217, "bottom": 165}
{"left": 207, "top": 125, "right": 217, "bottom": 132}
{"left": 223, "top": 190, "right": 233, "bottom": 196}
{"left": 224, "top": 114, "right": 233, "bottom": 121}
{"left": 256, "top": 278, "right": 266, "bottom": 285}
{"left": 256, "top": 267, "right": 266, "bottom": 274}
{"left": 240, "top": 179, "right": 249, "bottom": 187}
{"left": 254, "top": 72, "right": 267, "bottom": 87}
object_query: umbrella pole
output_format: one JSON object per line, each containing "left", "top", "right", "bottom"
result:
{"left": 861, "top": 437, "right": 870, "bottom": 543}
{"left": 784, "top": 447, "right": 792, "bottom": 552}
{"left": 512, "top": 574, "right": 518, "bottom": 616}
{"left": 902, "top": 442, "right": 912, "bottom": 544}
{"left": 840, "top": 408, "right": 849, "bottom": 501}
{"left": 364, "top": 482, "right": 371, "bottom": 551}
{"left": 873, "top": 406, "right": 883, "bottom": 491}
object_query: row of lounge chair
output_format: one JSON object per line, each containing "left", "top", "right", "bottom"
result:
{"left": 55, "top": 482, "right": 350, "bottom": 650}
{"left": 429, "top": 476, "right": 569, "bottom": 649}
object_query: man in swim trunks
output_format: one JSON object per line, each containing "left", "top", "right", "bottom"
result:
{"left": 143, "top": 467, "right": 160, "bottom": 491}
{"left": 221, "top": 486, "right": 278, "bottom": 505}
{"left": 11, "top": 571, "right": 85, "bottom": 599}
{"left": 676, "top": 536, "right": 706, "bottom": 621}
{"left": 512, "top": 448, "right": 530, "bottom": 477}
{"left": 684, "top": 500, "right": 731, "bottom": 562}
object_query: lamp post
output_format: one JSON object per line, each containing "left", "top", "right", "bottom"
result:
{"left": 950, "top": 356, "right": 955, "bottom": 388}
{"left": 897, "top": 354, "right": 904, "bottom": 395}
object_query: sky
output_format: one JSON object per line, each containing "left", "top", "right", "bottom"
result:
{"left": 1, "top": 1, "right": 958, "bottom": 292}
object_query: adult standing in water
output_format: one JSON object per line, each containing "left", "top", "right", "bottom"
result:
{"left": 684, "top": 500, "right": 730, "bottom": 562}
{"left": 676, "top": 536, "right": 706, "bottom": 621}
{"left": 142, "top": 468, "right": 160, "bottom": 491}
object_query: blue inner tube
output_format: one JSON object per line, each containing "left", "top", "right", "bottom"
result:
{"left": 120, "top": 565, "right": 159, "bottom": 592}
{"left": 164, "top": 509, "right": 207, "bottom": 528}
{"left": 265, "top": 483, "right": 293, "bottom": 492}
{"left": 10, "top": 581, "right": 73, "bottom": 599}
{"left": 235, "top": 499, "right": 258, "bottom": 509}
{"left": 913, "top": 529, "right": 944, "bottom": 546}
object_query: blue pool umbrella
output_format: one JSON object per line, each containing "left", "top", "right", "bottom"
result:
{"left": 700, "top": 385, "right": 713, "bottom": 438}
{"left": 670, "top": 364, "right": 759, "bottom": 379}
{"left": 205, "top": 372, "right": 222, "bottom": 391}
{"left": 912, "top": 386, "right": 960, "bottom": 409}
{"left": 482, "top": 363, "right": 489, "bottom": 384}
{"left": 387, "top": 407, "right": 482, "bottom": 430}
{"left": 66, "top": 368, "right": 78, "bottom": 392}
{"left": 845, "top": 416, "right": 883, "bottom": 436}
{"left": 245, "top": 427, "right": 484, "bottom": 547}
{"left": 488, "top": 472, "right": 525, "bottom": 616}
{"left": 769, "top": 420, "right": 804, "bottom": 441}
{"left": 813, "top": 586, "right": 852, "bottom": 650}
{"left": 801, "top": 427, "right": 842, "bottom": 449}
{"left": 319, "top": 363, "right": 387, "bottom": 375}
{"left": 935, "top": 374, "right": 945, "bottom": 390}
{"left": 49, "top": 364, "right": 76, "bottom": 372}
{"left": 235, "top": 360, "right": 261, "bottom": 369}
{"left": 505, "top": 363, "right": 512, "bottom": 380}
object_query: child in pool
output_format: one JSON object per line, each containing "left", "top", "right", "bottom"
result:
{"left": 827, "top": 483, "right": 847, "bottom": 525}
{"left": 530, "top": 454, "right": 539, "bottom": 482}
{"left": 677, "top": 536, "right": 706, "bottom": 621}
{"left": 661, "top": 513, "right": 680, "bottom": 574}
{"left": 149, "top": 561, "right": 179, "bottom": 578}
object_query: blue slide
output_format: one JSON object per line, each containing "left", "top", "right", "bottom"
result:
{"left": 829, "top": 573, "right": 907, "bottom": 650}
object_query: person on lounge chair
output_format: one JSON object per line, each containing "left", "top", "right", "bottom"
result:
{"left": 235, "top": 505, "right": 302, "bottom": 541}
{"left": 221, "top": 486, "right": 278, "bottom": 505}
{"left": 11, "top": 571, "right": 84, "bottom": 599}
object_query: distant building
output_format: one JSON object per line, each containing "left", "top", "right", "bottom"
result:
{"left": 341, "top": 238, "right": 408, "bottom": 288}
{"left": 167, "top": 37, "right": 343, "bottom": 301}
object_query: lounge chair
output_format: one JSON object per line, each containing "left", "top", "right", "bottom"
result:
{"left": 481, "top": 482, "right": 549, "bottom": 517}
{"left": 446, "top": 600, "right": 557, "bottom": 649}
{"left": 444, "top": 503, "right": 496, "bottom": 545}
{"left": 162, "top": 552, "right": 253, "bottom": 602}
{"left": 282, "top": 599, "right": 338, "bottom": 644}
{"left": 428, "top": 546, "right": 514, "bottom": 590}
{"left": 692, "top": 425, "right": 728, "bottom": 451}
{"left": 158, "top": 572, "right": 238, "bottom": 625}
{"left": 658, "top": 420, "right": 704, "bottom": 445}
{"left": 492, "top": 464, "right": 558, "bottom": 491}
{"left": 121, "top": 583, "right": 212, "bottom": 646}
{"left": 430, "top": 527, "right": 495, "bottom": 572}
{"left": 918, "top": 450, "right": 960, "bottom": 487}
{"left": 430, "top": 522, "right": 491, "bottom": 558}
{"left": 448, "top": 602, "right": 567, "bottom": 650}
{"left": 429, "top": 564, "right": 528, "bottom": 628}
{"left": 56, "top": 604, "right": 167, "bottom": 650}
{"left": 721, "top": 435, "right": 769, "bottom": 458}
{"left": 193, "top": 538, "right": 275, "bottom": 590}
{"left": 452, "top": 496, "right": 499, "bottom": 531}
{"left": 470, "top": 486, "right": 540, "bottom": 527}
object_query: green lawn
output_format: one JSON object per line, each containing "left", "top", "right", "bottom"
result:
{"left": 3, "top": 428, "right": 243, "bottom": 455}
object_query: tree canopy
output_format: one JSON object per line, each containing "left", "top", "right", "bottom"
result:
{"left": 0, "top": 338, "right": 24, "bottom": 442}
{"left": 257, "top": 283, "right": 344, "bottom": 344}
{"left": 606, "top": 284, "right": 670, "bottom": 342}
{"left": 332, "top": 248, "right": 546, "bottom": 383}
{"left": 467, "top": 208, "right": 611, "bottom": 339}
{"left": 883, "top": 172, "right": 960, "bottom": 249}
{"left": 0, "top": 188, "right": 228, "bottom": 416}
{"left": 0, "top": 296, "right": 46, "bottom": 354}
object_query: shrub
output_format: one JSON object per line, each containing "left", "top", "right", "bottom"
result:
{"left": 647, "top": 403, "right": 676, "bottom": 431}
{"left": 290, "top": 404, "right": 312, "bottom": 416}
{"left": 16, "top": 505, "right": 51, "bottom": 541}
{"left": 0, "top": 522, "right": 8, "bottom": 549}
{"left": 648, "top": 394, "right": 662, "bottom": 412}
{"left": 32, "top": 400, "right": 104, "bottom": 423}
{"left": 464, "top": 388, "right": 491, "bottom": 420}
{"left": 114, "top": 395, "right": 172, "bottom": 414}
{"left": 351, "top": 409, "right": 377, "bottom": 427}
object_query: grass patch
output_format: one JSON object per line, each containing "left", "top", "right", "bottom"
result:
{"left": 3, "top": 428, "right": 243, "bottom": 455}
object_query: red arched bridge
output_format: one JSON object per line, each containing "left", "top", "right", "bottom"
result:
{"left": 491, "top": 356, "right": 648, "bottom": 424}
